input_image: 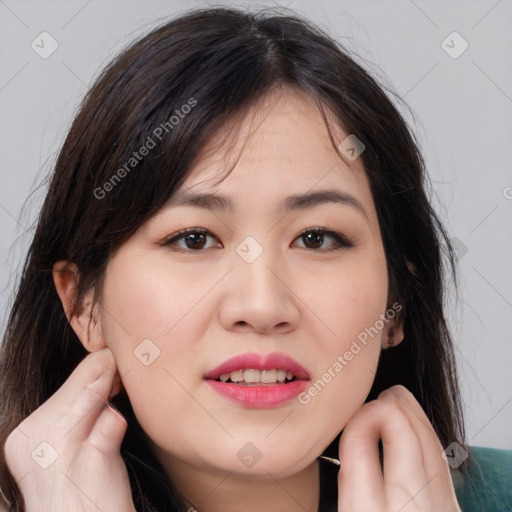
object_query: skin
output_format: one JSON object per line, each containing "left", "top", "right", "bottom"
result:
{"left": 3, "top": 86, "right": 461, "bottom": 511}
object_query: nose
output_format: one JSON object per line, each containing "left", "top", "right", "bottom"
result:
{"left": 219, "top": 240, "right": 300, "bottom": 335}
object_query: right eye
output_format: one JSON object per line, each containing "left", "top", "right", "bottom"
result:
{"left": 162, "top": 228, "right": 222, "bottom": 252}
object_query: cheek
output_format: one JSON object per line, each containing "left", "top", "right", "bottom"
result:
{"left": 295, "top": 299, "right": 383, "bottom": 445}
{"left": 294, "top": 252, "right": 387, "bottom": 430}
{"left": 98, "top": 253, "right": 224, "bottom": 445}
{"left": 299, "top": 247, "right": 388, "bottom": 347}
{"left": 101, "top": 250, "right": 216, "bottom": 353}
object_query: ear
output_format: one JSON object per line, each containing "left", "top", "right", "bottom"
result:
{"left": 382, "top": 258, "right": 415, "bottom": 350}
{"left": 52, "top": 260, "right": 107, "bottom": 353}
{"left": 382, "top": 317, "right": 404, "bottom": 349}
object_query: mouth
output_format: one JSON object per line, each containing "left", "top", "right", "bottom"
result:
{"left": 215, "top": 368, "right": 299, "bottom": 385}
{"left": 203, "top": 352, "right": 310, "bottom": 408}
{"left": 203, "top": 351, "right": 310, "bottom": 382}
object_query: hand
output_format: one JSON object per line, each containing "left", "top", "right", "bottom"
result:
{"left": 337, "top": 385, "right": 461, "bottom": 511}
{"left": 3, "top": 347, "right": 136, "bottom": 512}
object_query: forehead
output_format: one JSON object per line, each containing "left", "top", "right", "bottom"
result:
{"left": 172, "top": 86, "right": 374, "bottom": 215}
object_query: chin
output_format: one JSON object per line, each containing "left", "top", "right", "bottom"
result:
{"left": 214, "top": 441, "right": 318, "bottom": 478}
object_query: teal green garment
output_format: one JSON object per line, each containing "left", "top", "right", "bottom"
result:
{"left": 452, "top": 446, "right": 512, "bottom": 511}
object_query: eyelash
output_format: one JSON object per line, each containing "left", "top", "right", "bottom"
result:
{"left": 162, "top": 227, "right": 355, "bottom": 253}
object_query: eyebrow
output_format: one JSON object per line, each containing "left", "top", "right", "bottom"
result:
{"left": 166, "top": 189, "right": 369, "bottom": 223}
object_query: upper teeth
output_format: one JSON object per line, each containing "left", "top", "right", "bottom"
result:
{"left": 219, "top": 369, "right": 295, "bottom": 384}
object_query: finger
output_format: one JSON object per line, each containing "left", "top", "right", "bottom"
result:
{"left": 109, "top": 371, "right": 123, "bottom": 398}
{"left": 339, "top": 398, "right": 430, "bottom": 511}
{"left": 48, "top": 348, "right": 119, "bottom": 441}
{"left": 4, "top": 348, "right": 119, "bottom": 483}
{"left": 85, "top": 402, "right": 128, "bottom": 455}
{"left": 378, "top": 386, "right": 460, "bottom": 505}
{"left": 375, "top": 395, "right": 432, "bottom": 509}
{"left": 337, "top": 403, "right": 384, "bottom": 511}
{"left": 63, "top": 347, "right": 118, "bottom": 402}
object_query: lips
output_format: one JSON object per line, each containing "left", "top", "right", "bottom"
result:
{"left": 203, "top": 352, "right": 310, "bottom": 381}
{"left": 204, "top": 352, "right": 310, "bottom": 408}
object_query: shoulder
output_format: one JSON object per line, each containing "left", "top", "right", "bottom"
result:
{"left": 452, "top": 446, "right": 512, "bottom": 511}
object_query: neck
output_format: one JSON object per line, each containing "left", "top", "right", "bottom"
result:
{"left": 151, "top": 446, "right": 321, "bottom": 512}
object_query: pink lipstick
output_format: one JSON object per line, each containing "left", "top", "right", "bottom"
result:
{"left": 203, "top": 352, "right": 310, "bottom": 408}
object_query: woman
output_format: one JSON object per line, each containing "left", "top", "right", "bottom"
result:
{"left": 0, "top": 6, "right": 472, "bottom": 511}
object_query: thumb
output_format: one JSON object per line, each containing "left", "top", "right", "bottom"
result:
{"left": 50, "top": 347, "right": 119, "bottom": 442}
{"left": 85, "top": 401, "right": 128, "bottom": 455}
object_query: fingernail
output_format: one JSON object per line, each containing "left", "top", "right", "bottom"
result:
{"left": 109, "top": 372, "right": 123, "bottom": 398}
{"left": 108, "top": 400, "right": 126, "bottom": 420}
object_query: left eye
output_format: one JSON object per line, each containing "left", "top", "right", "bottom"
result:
{"left": 294, "top": 228, "right": 354, "bottom": 251}
{"left": 162, "top": 227, "right": 354, "bottom": 252}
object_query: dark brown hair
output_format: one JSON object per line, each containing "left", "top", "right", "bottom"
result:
{"left": 0, "top": 6, "right": 466, "bottom": 511}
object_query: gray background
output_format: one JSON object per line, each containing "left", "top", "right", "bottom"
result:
{"left": 0, "top": 0, "right": 511, "bottom": 449}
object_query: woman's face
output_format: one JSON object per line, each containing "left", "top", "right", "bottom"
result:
{"left": 97, "top": 86, "right": 392, "bottom": 478}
